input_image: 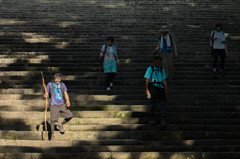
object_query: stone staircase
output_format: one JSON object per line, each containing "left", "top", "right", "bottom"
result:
{"left": 0, "top": 0, "right": 240, "bottom": 158}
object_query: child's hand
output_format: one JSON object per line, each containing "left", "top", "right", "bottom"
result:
{"left": 66, "top": 102, "right": 70, "bottom": 107}
{"left": 44, "top": 93, "right": 48, "bottom": 98}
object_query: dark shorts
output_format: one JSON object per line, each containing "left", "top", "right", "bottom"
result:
{"left": 50, "top": 104, "right": 73, "bottom": 122}
{"left": 213, "top": 49, "right": 226, "bottom": 58}
{"left": 149, "top": 84, "right": 166, "bottom": 102}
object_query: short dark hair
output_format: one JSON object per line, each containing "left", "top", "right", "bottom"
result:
{"left": 54, "top": 73, "right": 62, "bottom": 79}
{"left": 215, "top": 23, "right": 223, "bottom": 30}
{"left": 154, "top": 56, "right": 162, "bottom": 61}
{"left": 107, "top": 36, "right": 114, "bottom": 43}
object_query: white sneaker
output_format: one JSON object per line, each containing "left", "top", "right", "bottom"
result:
{"left": 106, "top": 87, "right": 111, "bottom": 91}
{"left": 110, "top": 82, "right": 113, "bottom": 88}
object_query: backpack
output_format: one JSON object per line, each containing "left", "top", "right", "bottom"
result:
{"left": 211, "top": 31, "right": 215, "bottom": 53}
{"left": 49, "top": 82, "right": 64, "bottom": 101}
{"left": 100, "top": 44, "right": 108, "bottom": 63}
{"left": 159, "top": 34, "right": 173, "bottom": 46}
{"left": 149, "top": 66, "right": 164, "bottom": 88}
{"left": 100, "top": 44, "right": 117, "bottom": 63}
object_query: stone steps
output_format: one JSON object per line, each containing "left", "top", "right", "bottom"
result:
{"left": 2, "top": 124, "right": 240, "bottom": 132}
{"left": 1, "top": 130, "right": 240, "bottom": 141}
{"left": 1, "top": 117, "right": 240, "bottom": 125}
{"left": 1, "top": 0, "right": 240, "bottom": 158}
{"left": 1, "top": 111, "right": 240, "bottom": 119}
{"left": 1, "top": 152, "right": 240, "bottom": 159}
{"left": 2, "top": 139, "right": 240, "bottom": 147}
{"left": 2, "top": 145, "right": 240, "bottom": 153}
{"left": 1, "top": 104, "right": 240, "bottom": 112}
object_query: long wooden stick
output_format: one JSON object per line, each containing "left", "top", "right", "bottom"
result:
{"left": 41, "top": 72, "right": 48, "bottom": 141}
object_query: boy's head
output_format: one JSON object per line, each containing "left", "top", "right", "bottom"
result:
{"left": 107, "top": 36, "right": 114, "bottom": 46}
{"left": 160, "top": 26, "right": 170, "bottom": 36}
{"left": 53, "top": 73, "right": 62, "bottom": 84}
{"left": 215, "top": 23, "right": 223, "bottom": 31}
{"left": 153, "top": 56, "right": 162, "bottom": 67}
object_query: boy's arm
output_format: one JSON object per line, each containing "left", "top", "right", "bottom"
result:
{"left": 224, "top": 42, "right": 228, "bottom": 55}
{"left": 210, "top": 32, "right": 213, "bottom": 47}
{"left": 64, "top": 91, "right": 70, "bottom": 107}
{"left": 44, "top": 83, "right": 50, "bottom": 98}
{"left": 153, "top": 41, "right": 160, "bottom": 53}
{"left": 163, "top": 80, "right": 168, "bottom": 96}
{"left": 146, "top": 79, "right": 150, "bottom": 95}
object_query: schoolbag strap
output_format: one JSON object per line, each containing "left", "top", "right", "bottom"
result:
{"left": 103, "top": 44, "right": 107, "bottom": 55}
{"left": 212, "top": 31, "right": 215, "bottom": 46}
{"left": 51, "top": 82, "right": 64, "bottom": 95}
{"left": 61, "top": 82, "right": 64, "bottom": 98}
{"left": 149, "top": 65, "right": 165, "bottom": 88}
{"left": 160, "top": 33, "right": 173, "bottom": 44}
{"left": 51, "top": 82, "right": 54, "bottom": 98}
{"left": 150, "top": 66, "right": 154, "bottom": 82}
{"left": 170, "top": 34, "right": 173, "bottom": 45}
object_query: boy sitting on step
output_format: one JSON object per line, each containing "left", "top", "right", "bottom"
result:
{"left": 44, "top": 73, "right": 73, "bottom": 141}
{"left": 144, "top": 56, "right": 168, "bottom": 127}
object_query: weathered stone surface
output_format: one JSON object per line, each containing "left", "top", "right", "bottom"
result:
{"left": 0, "top": 0, "right": 240, "bottom": 158}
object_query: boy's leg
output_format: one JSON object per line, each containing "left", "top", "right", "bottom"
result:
{"left": 160, "top": 100, "right": 167, "bottom": 127}
{"left": 59, "top": 105, "right": 73, "bottom": 133}
{"left": 160, "top": 100, "right": 166, "bottom": 118}
{"left": 110, "top": 73, "right": 116, "bottom": 87}
{"left": 150, "top": 101, "right": 157, "bottom": 119}
{"left": 220, "top": 50, "right": 226, "bottom": 71}
{"left": 51, "top": 121, "right": 55, "bottom": 135}
{"left": 50, "top": 106, "right": 60, "bottom": 140}
{"left": 106, "top": 73, "right": 111, "bottom": 88}
{"left": 213, "top": 50, "right": 218, "bottom": 71}
{"left": 161, "top": 53, "right": 168, "bottom": 78}
{"left": 111, "top": 73, "right": 116, "bottom": 81}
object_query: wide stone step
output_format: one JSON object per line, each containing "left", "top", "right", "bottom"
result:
{"left": 1, "top": 124, "right": 240, "bottom": 132}
{"left": 2, "top": 139, "right": 240, "bottom": 147}
{"left": 0, "top": 93, "right": 239, "bottom": 101}
{"left": 0, "top": 85, "right": 239, "bottom": 95}
{"left": 0, "top": 118, "right": 143, "bottom": 125}
{"left": 1, "top": 105, "right": 240, "bottom": 113}
{"left": 0, "top": 99, "right": 239, "bottom": 107}
{"left": 2, "top": 117, "right": 240, "bottom": 125}
{"left": 1, "top": 145, "right": 240, "bottom": 153}
{"left": 0, "top": 111, "right": 240, "bottom": 119}
{"left": 1, "top": 73, "right": 240, "bottom": 81}
{"left": 1, "top": 152, "right": 240, "bottom": 159}
{"left": 1, "top": 79, "right": 240, "bottom": 87}
{"left": 1, "top": 130, "right": 240, "bottom": 141}
{"left": 0, "top": 98, "right": 239, "bottom": 107}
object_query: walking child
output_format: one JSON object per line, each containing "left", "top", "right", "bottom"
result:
{"left": 44, "top": 73, "right": 73, "bottom": 141}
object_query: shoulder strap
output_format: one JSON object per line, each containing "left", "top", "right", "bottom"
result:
{"left": 211, "top": 31, "right": 215, "bottom": 48}
{"left": 170, "top": 34, "right": 172, "bottom": 43}
{"left": 52, "top": 82, "right": 64, "bottom": 97}
{"left": 51, "top": 82, "right": 54, "bottom": 98}
{"left": 101, "top": 44, "right": 108, "bottom": 63}
{"left": 61, "top": 82, "right": 64, "bottom": 96}
{"left": 150, "top": 66, "right": 154, "bottom": 81}
{"left": 160, "top": 66, "right": 163, "bottom": 75}
{"left": 159, "top": 66, "right": 164, "bottom": 88}
{"left": 103, "top": 44, "right": 107, "bottom": 55}
{"left": 212, "top": 30, "right": 215, "bottom": 43}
